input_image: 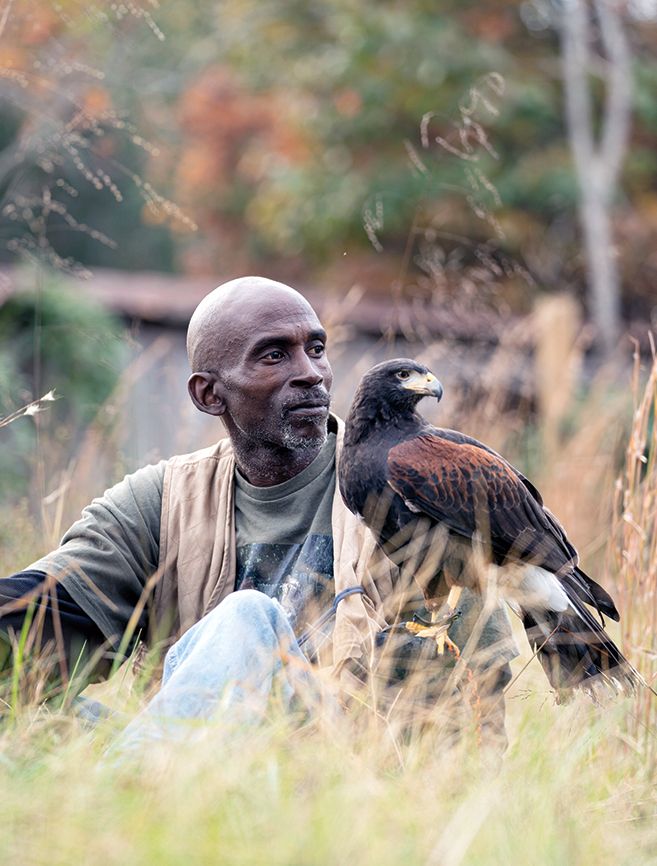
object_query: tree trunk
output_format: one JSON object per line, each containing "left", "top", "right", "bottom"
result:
{"left": 580, "top": 183, "right": 622, "bottom": 349}
{"left": 559, "top": 0, "right": 632, "bottom": 354}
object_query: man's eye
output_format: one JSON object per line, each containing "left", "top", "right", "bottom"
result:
{"left": 263, "top": 350, "right": 285, "bottom": 361}
{"left": 396, "top": 370, "right": 411, "bottom": 380}
{"left": 308, "top": 344, "right": 325, "bottom": 357}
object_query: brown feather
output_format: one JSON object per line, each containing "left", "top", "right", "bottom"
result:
{"left": 387, "top": 434, "right": 573, "bottom": 574}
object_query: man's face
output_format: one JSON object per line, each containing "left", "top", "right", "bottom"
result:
{"left": 213, "top": 297, "right": 333, "bottom": 451}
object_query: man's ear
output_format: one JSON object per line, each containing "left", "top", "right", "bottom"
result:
{"left": 188, "top": 372, "right": 226, "bottom": 417}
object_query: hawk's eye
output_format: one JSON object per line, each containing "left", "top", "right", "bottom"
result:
{"left": 396, "top": 370, "right": 411, "bottom": 380}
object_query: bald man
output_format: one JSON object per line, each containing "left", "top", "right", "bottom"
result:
{"left": 1, "top": 277, "right": 516, "bottom": 748}
{"left": 186, "top": 277, "right": 333, "bottom": 478}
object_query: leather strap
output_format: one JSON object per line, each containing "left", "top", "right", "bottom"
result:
{"left": 297, "top": 586, "right": 366, "bottom": 649}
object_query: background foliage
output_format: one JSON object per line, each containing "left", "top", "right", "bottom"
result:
{"left": 0, "top": 271, "right": 126, "bottom": 495}
{"left": 1, "top": 1, "right": 657, "bottom": 320}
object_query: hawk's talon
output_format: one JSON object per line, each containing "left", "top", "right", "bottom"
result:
{"left": 404, "top": 604, "right": 461, "bottom": 655}
{"left": 436, "top": 633, "right": 460, "bottom": 657}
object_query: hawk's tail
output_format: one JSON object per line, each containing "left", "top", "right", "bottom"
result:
{"left": 521, "top": 600, "right": 644, "bottom": 697}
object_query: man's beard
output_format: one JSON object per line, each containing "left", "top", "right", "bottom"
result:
{"left": 280, "top": 419, "right": 328, "bottom": 450}
{"left": 280, "top": 386, "right": 330, "bottom": 450}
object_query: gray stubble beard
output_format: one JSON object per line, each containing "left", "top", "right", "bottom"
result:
{"left": 280, "top": 418, "right": 328, "bottom": 451}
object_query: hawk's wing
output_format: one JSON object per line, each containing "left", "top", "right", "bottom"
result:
{"left": 436, "top": 428, "right": 582, "bottom": 563}
{"left": 386, "top": 432, "right": 575, "bottom": 574}
{"left": 386, "top": 432, "right": 619, "bottom": 620}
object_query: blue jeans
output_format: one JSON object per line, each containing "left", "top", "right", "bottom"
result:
{"left": 110, "top": 589, "right": 318, "bottom": 757}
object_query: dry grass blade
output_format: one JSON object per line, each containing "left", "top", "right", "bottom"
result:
{"left": 0, "top": 391, "right": 58, "bottom": 430}
{"left": 613, "top": 344, "right": 657, "bottom": 760}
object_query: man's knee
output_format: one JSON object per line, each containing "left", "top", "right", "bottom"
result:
{"left": 173, "top": 591, "right": 284, "bottom": 655}
{"left": 212, "top": 589, "right": 282, "bottom": 622}
{"left": 162, "top": 590, "right": 290, "bottom": 683}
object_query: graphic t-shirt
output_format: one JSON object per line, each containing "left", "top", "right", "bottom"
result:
{"left": 233, "top": 432, "right": 336, "bottom": 653}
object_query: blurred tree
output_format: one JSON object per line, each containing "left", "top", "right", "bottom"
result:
{"left": 172, "top": 0, "right": 528, "bottom": 288}
{"left": 163, "top": 0, "right": 657, "bottom": 324}
{"left": 2, "top": 0, "right": 657, "bottom": 327}
{"left": 0, "top": 0, "right": 184, "bottom": 273}
{"left": 0, "top": 269, "right": 127, "bottom": 496}
{"left": 559, "top": 0, "right": 631, "bottom": 353}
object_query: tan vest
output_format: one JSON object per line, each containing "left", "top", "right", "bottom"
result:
{"left": 151, "top": 417, "right": 395, "bottom": 676}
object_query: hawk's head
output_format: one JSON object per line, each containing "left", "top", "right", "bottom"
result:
{"left": 354, "top": 358, "right": 443, "bottom": 412}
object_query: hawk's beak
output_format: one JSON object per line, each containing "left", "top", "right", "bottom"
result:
{"left": 402, "top": 371, "right": 443, "bottom": 401}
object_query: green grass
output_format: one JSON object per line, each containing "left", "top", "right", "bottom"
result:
{"left": 0, "top": 655, "right": 655, "bottom": 866}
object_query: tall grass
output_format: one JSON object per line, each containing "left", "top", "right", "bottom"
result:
{"left": 0, "top": 673, "right": 655, "bottom": 865}
{"left": 1, "top": 331, "right": 657, "bottom": 865}
{"left": 614, "top": 345, "right": 657, "bottom": 761}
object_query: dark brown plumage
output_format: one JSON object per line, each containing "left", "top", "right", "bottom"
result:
{"left": 339, "top": 358, "right": 641, "bottom": 695}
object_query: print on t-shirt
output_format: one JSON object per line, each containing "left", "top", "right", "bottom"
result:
{"left": 235, "top": 534, "right": 334, "bottom": 639}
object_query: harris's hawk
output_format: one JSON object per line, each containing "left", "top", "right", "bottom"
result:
{"left": 338, "top": 358, "right": 641, "bottom": 695}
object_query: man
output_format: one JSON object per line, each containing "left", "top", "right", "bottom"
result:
{"left": 0, "top": 276, "right": 517, "bottom": 749}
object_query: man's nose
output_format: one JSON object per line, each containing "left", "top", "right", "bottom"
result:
{"left": 290, "top": 352, "right": 324, "bottom": 387}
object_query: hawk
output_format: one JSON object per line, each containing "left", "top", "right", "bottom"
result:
{"left": 338, "top": 358, "right": 640, "bottom": 694}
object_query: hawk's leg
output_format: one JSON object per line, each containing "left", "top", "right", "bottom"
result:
{"left": 432, "top": 585, "right": 463, "bottom": 655}
{"left": 405, "top": 585, "right": 464, "bottom": 655}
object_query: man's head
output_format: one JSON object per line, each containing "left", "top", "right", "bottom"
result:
{"left": 187, "top": 276, "right": 333, "bottom": 456}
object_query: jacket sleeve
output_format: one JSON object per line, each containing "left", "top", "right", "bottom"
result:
{"left": 27, "top": 461, "right": 165, "bottom": 649}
